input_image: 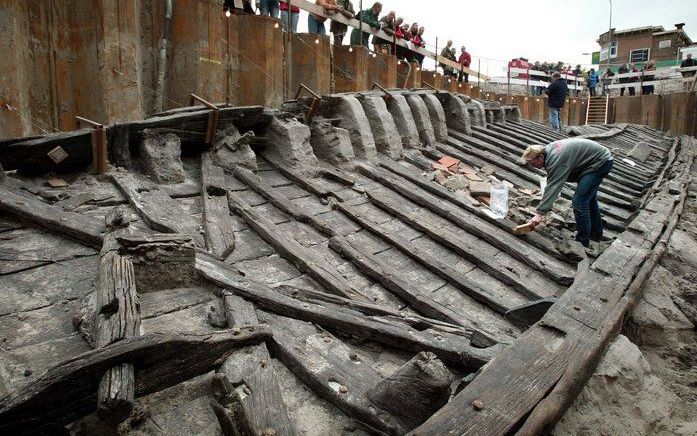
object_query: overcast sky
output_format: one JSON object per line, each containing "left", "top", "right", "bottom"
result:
{"left": 295, "top": 0, "right": 697, "bottom": 76}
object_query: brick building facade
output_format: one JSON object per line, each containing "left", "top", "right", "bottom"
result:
{"left": 597, "top": 23, "right": 693, "bottom": 67}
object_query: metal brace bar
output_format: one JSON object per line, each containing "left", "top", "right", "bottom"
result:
{"left": 371, "top": 82, "right": 392, "bottom": 100}
{"left": 294, "top": 84, "right": 321, "bottom": 122}
{"left": 75, "top": 116, "right": 107, "bottom": 174}
{"left": 190, "top": 94, "right": 220, "bottom": 145}
{"left": 423, "top": 82, "right": 438, "bottom": 91}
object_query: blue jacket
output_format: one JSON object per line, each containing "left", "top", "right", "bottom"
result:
{"left": 587, "top": 73, "right": 598, "bottom": 87}
{"left": 546, "top": 78, "right": 568, "bottom": 109}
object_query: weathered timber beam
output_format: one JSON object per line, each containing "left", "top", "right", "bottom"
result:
{"left": 196, "top": 254, "right": 497, "bottom": 368}
{"left": 0, "top": 129, "right": 93, "bottom": 174}
{"left": 377, "top": 159, "right": 570, "bottom": 266}
{"left": 367, "top": 352, "right": 452, "bottom": 431}
{"left": 227, "top": 190, "right": 371, "bottom": 302}
{"left": 271, "top": 283, "right": 486, "bottom": 340}
{"left": 262, "top": 312, "right": 404, "bottom": 435}
{"left": 211, "top": 294, "right": 296, "bottom": 436}
{"left": 201, "top": 153, "right": 236, "bottom": 259}
{"left": 261, "top": 155, "right": 331, "bottom": 197}
{"left": 373, "top": 161, "right": 575, "bottom": 285}
{"left": 0, "top": 328, "right": 271, "bottom": 433}
{"left": 110, "top": 171, "right": 204, "bottom": 247}
{"left": 409, "top": 146, "right": 692, "bottom": 436}
{"left": 0, "top": 184, "right": 104, "bottom": 248}
{"left": 232, "top": 165, "right": 335, "bottom": 237}
{"left": 328, "top": 235, "right": 471, "bottom": 326}
{"left": 95, "top": 250, "right": 140, "bottom": 423}
{"left": 333, "top": 199, "right": 524, "bottom": 314}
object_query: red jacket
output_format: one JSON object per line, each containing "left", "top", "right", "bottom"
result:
{"left": 280, "top": 1, "right": 300, "bottom": 12}
{"left": 396, "top": 28, "right": 411, "bottom": 41}
{"left": 458, "top": 51, "right": 471, "bottom": 68}
{"left": 411, "top": 33, "right": 425, "bottom": 48}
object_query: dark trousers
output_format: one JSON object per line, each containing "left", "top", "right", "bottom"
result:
{"left": 458, "top": 71, "right": 469, "bottom": 83}
{"left": 572, "top": 159, "right": 613, "bottom": 247}
{"left": 628, "top": 85, "right": 636, "bottom": 96}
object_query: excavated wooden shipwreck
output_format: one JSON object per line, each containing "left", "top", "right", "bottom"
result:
{"left": 0, "top": 89, "right": 693, "bottom": 435}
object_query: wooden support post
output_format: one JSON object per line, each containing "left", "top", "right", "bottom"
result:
{"left": 95, "top": 208, "right": 141, "bottom": 424}
{"left": 201, "top": 153, "right": 236, "bottom": 259}
{"left": 76, "top": 116, "right": 108, "bottom": 174}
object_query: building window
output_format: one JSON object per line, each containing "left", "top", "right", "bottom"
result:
{"left": 658, "top": 39, "right": 671, "bottom": 49}
{"left": 610, "top": 41, "right": 618, "bottom": 58}
{"left": 630, "top": 48, "right": 650, "bottom": 63}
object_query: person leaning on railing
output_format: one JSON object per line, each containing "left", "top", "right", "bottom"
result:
{"left": 410, "top": 25, "right": 426, "bottom": 66}
{"left": 395, "top": 21, "right": 411, "bottom": 60}
{"left": 329, "top": 0, "right": 356, "bottom": 45}
{"left": 373, "top": 10, "right": 397, "bottom": 54}
{"left": 350, "top": 2, "right": 382, "bottom": 47}
{"left": 308, "top": 0, "right": 341, "bottom": 35}
{"left": 641, "top": 60, "right": 656, "bottom": 95}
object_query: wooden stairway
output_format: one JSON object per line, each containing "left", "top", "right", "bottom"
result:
{"left": 585, "top": 95, "right": 609, "bottom": 125}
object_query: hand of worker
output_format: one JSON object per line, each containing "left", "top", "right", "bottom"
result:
{"left": 530, "top": 213, "right": 545, "bottom": 228}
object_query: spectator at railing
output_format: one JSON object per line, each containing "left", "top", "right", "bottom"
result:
{"left": 600, "top": 67, "right": 614, "bottom": 96}
{"left": 617, "top": 63, "right": 629, "bottom": 96}
{"left": 411, "top": 26, "right": 426, "bottom": 66}
{"left": 395, "top": 22, "right": 411, "bottom": 60}
{"left": 308, "top": 0, "right": 340, "bottom": 35}
{"left": 458, "top": 46, "right": 471, "bottom": 83}
{"left": 545, "top": 72, "right": 568, "bottom": 132}
{"left": 440, "top": 40, "right": 456, "bottom": 76}
{"left": 224, "top": 0, "right": 254, "bottom": 14}
{"left": 681, "top": 54, "right": 695, "bottom": 77}
{"left": 628, "top": 64, "right": 639, "bottom": 96}
{"left": 260, "top": 0, "right": 280, "bottom": 17}
{"left": 373, "top": 10, "right": 396, "bottom": 54}
{"left": 641, "top": 60, "right": 656, "bottom": 95}
{"left": 279, "top": 1, "right": 300, "bottom": 32}
{"left": 350, "top": 2, "right": 382, "bottom": 47}
{"left": 587, "top": 68, "right": 598, "bottom": 96}
{"left": 330, "top": 0, "right": 355, "bottom": 45}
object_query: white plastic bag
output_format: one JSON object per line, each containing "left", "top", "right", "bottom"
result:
{"left": 489, "top": 183, "right": 508, "bottom": 219}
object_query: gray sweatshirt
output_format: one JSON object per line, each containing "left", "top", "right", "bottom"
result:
{"left": 537, "top": 138, "right": 612, "bottom": 213}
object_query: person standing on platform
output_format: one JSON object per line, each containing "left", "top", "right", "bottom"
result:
{"left": 545, "top": 72, "right": 568, "bottom": 132}
{"left": 617, "top": 63, "right": 629, "bottom": 96}
{"left": 259, "top": 0, "right": 280, "bottom": 17}
{"left": 279, "top": 1, "right": 299, "bottom": 32}
{"left": 458, "top": 46, "right": 471, "bottom": 83}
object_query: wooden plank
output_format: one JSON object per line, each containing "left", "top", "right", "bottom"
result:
{"left": 378, "top": 159, "right": 569, "bottom": 265}
{"left": 227, "top": 190, "right": 371, "bottom": 302}
{"left": 0, "top": 328, "right": 271, "bottom": 433}
{"left": 201, "top": 153, "right": 236, "bottom": 259}
{"left": 0, "top": 184, "right": 104, "bottom": 248}
{"left": 374, "top": 161, "right": 575, "bottom": 285}
{"left": 363, "top": 187, "right": 547, "bottom": 301}
{"left": 262, "top": 312, "right": 403, "bottom": 435}
{"left": 333, "top": 200, "right": 524, "bottom": 314}
{"left": 212, "top": 294, "right": 296, "bottom": 436}
{"left": 232, "top": 165, "right": 335, "bottom": 237}
{"left": 329, "top": 235, "right": 471, "bottom": 326}
{"left": 110, "top": 171, "right": 203, "bottom": 246}
{"left": 196, "top": 254, "right": 497, "bottom": 368}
